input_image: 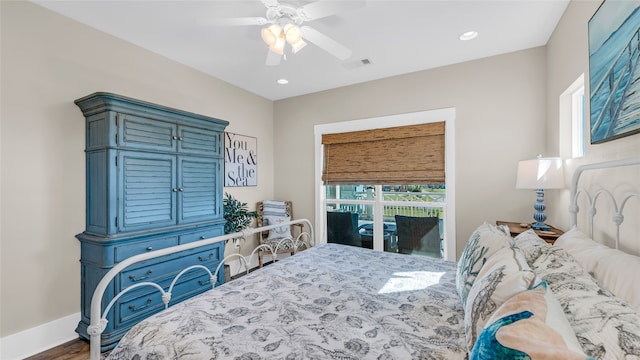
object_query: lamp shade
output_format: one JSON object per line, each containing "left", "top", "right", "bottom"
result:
{"left": 516, "top": 157, "right": 564, "bottom": 189}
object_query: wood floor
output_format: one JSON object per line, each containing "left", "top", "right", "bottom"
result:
{"left": 25, "top": 339, "right": 90, "bottom": 360}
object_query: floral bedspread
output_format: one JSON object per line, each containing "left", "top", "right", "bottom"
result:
{"left": 108, "top": 243, "right": 466, "bottom": 360}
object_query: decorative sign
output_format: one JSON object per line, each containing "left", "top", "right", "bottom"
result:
{"left": 224, "top": 132, "right": 257, "bottom": 187}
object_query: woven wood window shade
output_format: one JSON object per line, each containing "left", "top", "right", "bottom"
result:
{"left": 322, "top": 122, "right": 445, "bottom": 185}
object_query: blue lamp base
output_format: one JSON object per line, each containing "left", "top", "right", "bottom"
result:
{"left": 531, "top": 222, "right": 551, "bottom": 231}
{"left": 531, "top": 188, "right": 551, "bottom": 231}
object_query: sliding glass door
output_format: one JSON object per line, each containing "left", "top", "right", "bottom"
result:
{"left": 314, "top": 108, "right": 456, "bottom": 261}
{"left": 325, "top": 184, "right": 445, "bottom": 258}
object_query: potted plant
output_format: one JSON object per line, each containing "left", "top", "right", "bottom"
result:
{"left": 223, "top": 193, "right": 258, "bottom": 234}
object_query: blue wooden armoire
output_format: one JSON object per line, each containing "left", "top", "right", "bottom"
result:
{"left": 74, "top": 92, "right": 228, "bottom": 350}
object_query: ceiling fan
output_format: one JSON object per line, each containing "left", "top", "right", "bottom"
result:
{"left": 212, "top": 0, "right": 362, "bottom": 66}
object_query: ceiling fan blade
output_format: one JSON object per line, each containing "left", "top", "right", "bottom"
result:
{"left": 298, "top": 1, "right": 365, "bottom": 21}
{"left": 209, "top": 17, "right": 269, "bottom": 26}
{"left": 265, "top": 49, "right": 282, "bottom": 66}
{"left": 300, "top": 26, "right": 352, "bottom": 60}
{"left": 261, "top": 0, "right": 280, "bottom": 8}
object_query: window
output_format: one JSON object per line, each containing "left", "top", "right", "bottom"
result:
{"left": 571, "top": 85, "right": 585, "bottom": 158}
{"left": 325, "top": 184, "right": 445, "bottom": 257}
{"left": 559, "top": 74, "right": 585, "bottom": 158}
{"left": 314, "top": 109, "right": 456, "bottom": 261}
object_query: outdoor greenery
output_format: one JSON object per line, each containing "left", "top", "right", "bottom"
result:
{"left": 405, "top": 185, "right": 423, "bottom": 192}
{"left": 223, "top": 193, "right": 258, "bottom": 234}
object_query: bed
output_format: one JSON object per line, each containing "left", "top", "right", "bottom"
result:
{"left": 90, "top": 158, "right": 640, "bottom": 360}
{"left": 107, "top": 243, "right": 466, "bottom": 359}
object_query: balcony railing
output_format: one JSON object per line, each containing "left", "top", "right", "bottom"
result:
{"left": 327, "top": 191, "right": 445, "bottom": 221}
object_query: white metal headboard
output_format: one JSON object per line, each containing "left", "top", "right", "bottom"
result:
{"left": 569, "top": 157, "right": 640, "bottom": 249}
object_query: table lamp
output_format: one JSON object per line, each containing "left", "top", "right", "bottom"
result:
{"left": 516, "top": 156, "right": 564, "bottom": 231}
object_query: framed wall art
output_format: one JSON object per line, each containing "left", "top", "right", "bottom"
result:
{"left": 224, "top": 132, "right": 257, "bottom": 187}
{"left": 588, "top": 0, "right": 640, "bottom": 143}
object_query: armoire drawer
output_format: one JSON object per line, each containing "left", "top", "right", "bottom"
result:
{"left": 179, "top": 228, "right": 224, "bottom": 244}
{"left": 114, "top": 236, "right": 179, "bottom": 262}
{"left": 118, "top": 244, "right": 223, "bottom": 291}
{"left": 116, "top": 270, "right": 220, "bottom": 327}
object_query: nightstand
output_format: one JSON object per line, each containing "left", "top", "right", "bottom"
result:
{"left": 496, "top": 221, "right": 564, "bottom": 244}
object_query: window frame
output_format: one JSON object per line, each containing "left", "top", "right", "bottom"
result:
{"left": 559, "top": 74, "right": 585, "bottom": 159}
{"left": 571, "top": 85, "right": 585, "bottom": 158}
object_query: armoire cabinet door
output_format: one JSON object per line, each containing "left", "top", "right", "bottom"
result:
{"left": 178, "top": 125, "right": 223, "bottom": 157}
{"left": 117, "top": 151, "right": 177, "bottom": 232}
{"left": 177, "top": 156, "right": 222, "bottom": 224}
{"left": 118, "top": 114, "right": 177, "bottom": 152}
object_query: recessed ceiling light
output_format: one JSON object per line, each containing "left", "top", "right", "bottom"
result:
{"left": 277, "top": 79, "right": 289, "bottom": 85}
{"left": 459, "top": 31, "right": 478, "bottom": 41}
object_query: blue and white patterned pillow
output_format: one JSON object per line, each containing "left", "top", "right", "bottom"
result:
{"left": 464, "top": 246, "right": 536, "bottom": 351}
{"left": 514, "top": 229, "right": 550, "bottom": 265}
{"left": 456, "top": 222, "right": 514, "bottom": 307}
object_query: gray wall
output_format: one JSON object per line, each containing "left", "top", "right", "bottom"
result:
{"left": 545, "top": 0, "right": 640, "bottom": 252}
{"left": 1, "top": 1, "right": 274, "bottom": 338}
{"left": 273, "top": 47, "right": 548, "bottom": 257}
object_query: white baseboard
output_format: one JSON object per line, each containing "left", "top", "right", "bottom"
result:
{"left": 0, "top": 312, "right": 80, "bottom": 360}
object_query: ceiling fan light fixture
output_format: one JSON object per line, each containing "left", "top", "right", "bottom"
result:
{"left": 268, "top": 37, "right": 286, "bottom": 55}
{"left": 284, "top": 23, "right": 302, "bottom": 44}
{"left": 290, "top": 39, "right": 307, "bottom": 54}
{"left": 268, "top": 44, "right": 284, "bottom": 55}
{"left": 261, "top": 23, "right": 283, "bottom": 46}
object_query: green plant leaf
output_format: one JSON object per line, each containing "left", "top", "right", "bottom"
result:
{"left": 223, "top": 192, "right": 258, "bottom": 234}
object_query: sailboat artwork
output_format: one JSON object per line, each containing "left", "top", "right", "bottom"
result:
{"left": 589, "top": 0, "right": 640, "bottom": 143}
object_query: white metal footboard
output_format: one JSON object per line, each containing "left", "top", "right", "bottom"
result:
{"left": 89, "top": 218, "right": 314, "bottom": 360}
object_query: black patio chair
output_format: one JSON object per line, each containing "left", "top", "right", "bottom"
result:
{"left": 327, "top": 211, "right": 361, "bottom": 247}
{"left": 394, "top": 215, "right": 441, "bottom": 258}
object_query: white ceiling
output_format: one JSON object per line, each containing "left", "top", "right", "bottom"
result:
{"left": 32, "top": 0, "right": 570, "bottom": 101}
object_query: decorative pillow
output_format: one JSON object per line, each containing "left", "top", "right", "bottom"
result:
{"left": 495, "top": 223, "right": 511, "bottom": 236}
{"left": 457, "top": 222, "right": 515, "bottom": 307}
{"left": 263, "top": 214, "right": 292, "bottom": 239}
{"left": 470, "top": 282, "right": 591, "bottom": 360}
{"left": 464, "top": 246, "right": 536, "bottom": 352}
{"left": 514, "top": 229, "right": 550, "bottom": 265}
{"left": 554, "top": 228, "right": 607, "bottom": 273}
{"left": 262, "top": 200, "right": 288, "bottom": 215}
{"left": 555, "top": 227, "right": 640, "bottom": 313}
{"left": 531, "top": 245, "right": 640, "bottom": 359}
